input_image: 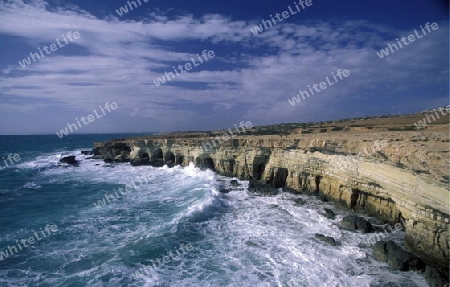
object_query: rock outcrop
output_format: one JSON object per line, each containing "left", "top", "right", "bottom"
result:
{"left": 315, "top": 234, "right": 339, "bottom": 246}
{"left": 92, "top": 130, "right": 449, "bottom": 273}
{"left": 340, "top": 214, "right": 374, "bottom": 233}
{"left": 373, "top": 240, "right": 426, "bottom": 271}
{"left": 60, "top": 155, "right": 78, "bottom": 165}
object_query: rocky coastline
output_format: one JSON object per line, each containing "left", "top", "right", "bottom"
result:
{"left": 91, "top": 116, "right": 449, "bottom": 286}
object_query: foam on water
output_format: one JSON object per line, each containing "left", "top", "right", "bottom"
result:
{"left": 0, "top": 149, "right": 429, "bottom": 286}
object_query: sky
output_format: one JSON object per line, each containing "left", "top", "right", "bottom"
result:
{"left": 0, "top": 0, "right": 448, "bottom": 135}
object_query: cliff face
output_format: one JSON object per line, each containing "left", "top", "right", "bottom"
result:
{"left": 93, "top": 131, "right": 449, "bottom": 267}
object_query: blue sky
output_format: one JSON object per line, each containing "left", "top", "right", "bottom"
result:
{"left": 0, "top": 0, "right": 448, "bottom": 135}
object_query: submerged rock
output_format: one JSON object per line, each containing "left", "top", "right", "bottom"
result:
{"left": 248, "top": 180, "right": 279, "bottom": 196}
{"left": 315, "top": 234, "right": 338, "bottom": 246}
{"left": 230, "top": 180, "right": 239, "bottom": 187}
{"left": 293, "top": 198, "right": 306, "bottom": 205}
{"left": 219, "top": 185, "right": 230, "bottom": 193}
{"left": 424, "top": 265, "right": 450, "bottom": 287}
{"left": 340, "top": 214, "right": 374, "bottom": 233}
{"left": 59, "top": 155, "right": 78, "bottom": 165}
{"left": 372, "top": 240, "right": 425, "bottom": 272}
{"left": 282, "top": 187, "right": 300, "bottom": 194}
{"left": 130, "top": 158, "right": 150, "bottom": 166}
{"left": 323, "top": 208, "right": 336, "bottom": 220}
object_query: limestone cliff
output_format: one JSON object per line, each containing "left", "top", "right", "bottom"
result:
{"left": 93, "top": 130, "right": 449, "bottom": 269}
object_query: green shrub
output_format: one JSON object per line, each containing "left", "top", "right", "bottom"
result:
{"left": 387, "top": 126, "right": 416, "bottom": 131}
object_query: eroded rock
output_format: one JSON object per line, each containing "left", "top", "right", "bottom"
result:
{"left": 130, "top": 158, "right": 150, "bottom": 166}
{"left": 340, "top": 214, "right": 374, "bottom": 233}
{"left": 323, "top": 208, "right": 336, "bottom": 220}
{"left": 424, "top": 265, "right": 450, "bottom": 287}
{"left": 248, "top": 180, "right": 279, "bottom": 196}
{"left": 60, "top": 155, "right": 78, "bottom": 165}
{"left": 372, "top": 240, "right": 425, "bottom": 271}
{"left": 315, "top": 234, "right": 338, "bottom": 246}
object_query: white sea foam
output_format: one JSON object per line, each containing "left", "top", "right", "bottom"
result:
{"left": 1, "top": 149, "right": 429, "bottom": 286}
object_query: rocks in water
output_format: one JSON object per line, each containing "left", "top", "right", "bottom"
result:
{"left": 248, "top": 180, "right": 279, "bottom": 196}
{"left": 340, "top": 214, "right": 374, "bottom": 233}
{"left": 318, "top": 194, "right": 329, "bottom": 202}
{"left": 372, "top": 240, "right": 425, "bottom": 272}
{"left": 59, "top": 155, "right": 78, "bottom": 165}
{"left": 282, "top": 187, "right": 300, "bottom": 194}
{"left": 114, "top": 152, "right": 130, "bottom": 162}
{"left": 93, "top": 142, "right": 130, "bottom": 163}
{"left": 130, "top": 158, "right": 150, "bottom": 166}
{"left": 248, "top": 180, "right": 263, "bottom": 188}
{"left": 100, "top": 150, "right": 130, "bottom": 163}
{"left": 372, "top": 241, "right": 449, "bottom": 286}
{"left": 81, "top": 150, "right": 93, "bottom": 155}
{"left": 323, "top": 208, "right": 336, "bottom": 220}
{"left": 90, "top": 155, "right": 103, "bottom": 160}
{"left": 293, "top": 198, "right": 306, "bottom": 205}
{"left": 230, "top": 180, "right": 239, "bottom": 187}
{"left": 219, "top": 185, "right": 231, "bottom": 193}
{"left": 424, "top": 265, "right": 449, "bottom": 287}
{"left": 315, "top": 234, "right": 338, "bottom": 246}
{"left": 218, "top": 179, "right": 243, "bottom": 193}
{"left": 102, "top": 152, "right": 115, "bottom": 163}
{"left": 150, "top": 158, "right": 164, "bottom": 167}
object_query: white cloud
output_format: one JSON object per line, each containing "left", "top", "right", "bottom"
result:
{"left": 0, "top": 0, "right": 448, "bottom": 134}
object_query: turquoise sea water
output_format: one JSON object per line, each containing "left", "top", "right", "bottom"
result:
{"left": 0, "top": 135, "right": 429, "bottom": 286}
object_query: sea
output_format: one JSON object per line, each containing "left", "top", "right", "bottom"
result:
{"left": 0, "top": 135, "right": 429, "bottom": 286}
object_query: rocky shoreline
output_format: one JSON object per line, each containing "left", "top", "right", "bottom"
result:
{"left": 90, "top": 119, "right": 449, "bottom": 286}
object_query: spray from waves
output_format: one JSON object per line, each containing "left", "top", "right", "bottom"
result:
{"left": 1, "top": 147, "right": 429, "bottom": 286}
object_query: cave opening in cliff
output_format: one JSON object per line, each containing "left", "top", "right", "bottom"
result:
{"left": 175, "top": 154, "right": 184, "bottom": 165}
{"left": 164, "top": 151, "right": 175, "bottom": 164}
{"left": 315, "top": 176, "right": 322, "bottom": 193}
{"left": 253, "top": 155, "right": 269, "bottom": 180}
{"left": 253, "top": 163, "right": 265, "bottom": 180}
{"left": 196, "top": 157, "right": 215, "bottom": 171}
{"left": 150, "top": 148, "right": 164, "bottom": 167}
{"left": 350, "top": 189, "right": 360, "bottom": 210}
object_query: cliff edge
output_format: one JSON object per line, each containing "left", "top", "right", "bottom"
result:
{"left": 93, "top": 113, "right": 449, "bottom": 273}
